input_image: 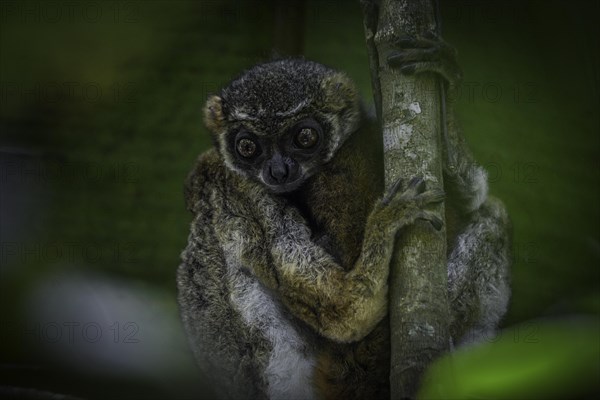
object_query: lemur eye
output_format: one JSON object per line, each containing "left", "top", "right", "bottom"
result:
{"left": 295, "top": 127, "right": 319, "bottom": 149}
{"left": 237, "top": 138, "right": 258, "bottom": 158}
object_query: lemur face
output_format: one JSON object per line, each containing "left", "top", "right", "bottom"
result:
{"left": 202, "top": 59, "right": 361, "bottom": 193}
{"left": 226, "top": 117, "right": 326, "bottom": 193}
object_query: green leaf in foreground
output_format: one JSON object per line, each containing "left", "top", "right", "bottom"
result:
{"left": 418, "top": 318, "right": 600, "bottom": 399}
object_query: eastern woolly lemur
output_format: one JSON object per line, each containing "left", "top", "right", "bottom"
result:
{"left": 177, "top": 36, "right": 511, "bottom": 400}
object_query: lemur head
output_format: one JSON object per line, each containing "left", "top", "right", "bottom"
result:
{"left": 203, "top": 59, "right": 361, "bottom": 193}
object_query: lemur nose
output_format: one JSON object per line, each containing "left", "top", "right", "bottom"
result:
{"left": 270, "top": 163, "right": 288, "bottom": 183}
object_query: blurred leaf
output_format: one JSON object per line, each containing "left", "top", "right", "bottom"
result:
{"left": 419, "top": 318, "right": 600, "bottom": 399}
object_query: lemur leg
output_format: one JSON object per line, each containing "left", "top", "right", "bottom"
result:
{"left": 446, "top": 197, "right": 511, "bottom": 346}
{"left": 389, "top": 34, "right": 512, "bottom": 345}
{"left": 443, "top": 121, "right": 512, "bottom": 346}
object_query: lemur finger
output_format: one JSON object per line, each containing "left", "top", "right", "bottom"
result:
{"left": 406, "top": 176, "right": 426, "bottom": 195}
{"left": 417, "top": 211, "right": 444, "bottom": 231}
{"left": 396, "top": 34, "right": 456, "bottom": 56}
{"left": 387, "top": 48, "right": 439, "bottom": 67}
{"left": 396, "top": 35, "right": 433, "bottom": 49}
{"left": 418, "top": 188, "right": 445, "bottom": 206}
{"left": 400, "top": 61, "right": 462, "bottom": 86}
{"left": 383, "top": 178, "right": 404, "bottom": 206}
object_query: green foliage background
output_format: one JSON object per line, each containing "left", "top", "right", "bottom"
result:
{"left": 1, "top": 0, "right": 598, "bottom": 398}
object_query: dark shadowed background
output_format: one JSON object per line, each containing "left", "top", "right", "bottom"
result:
{"left": 1, "top": 1, "right": 598, "bottom": 399}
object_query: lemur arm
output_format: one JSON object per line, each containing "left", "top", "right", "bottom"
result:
{"left": 211, "top": 173, "right": 443, "bottom": 343}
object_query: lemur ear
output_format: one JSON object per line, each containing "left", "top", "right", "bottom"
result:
{"left": 320, "top": 72, "right": 359, "bottom": 111}
{"left": 204, "top": 95, "right": 226, "bottom": 133}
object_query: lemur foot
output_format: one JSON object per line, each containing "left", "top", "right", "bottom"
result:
{"left": 381, "top": 176, "right": 445, "bottom": 231}
{"left": 387, "top": 32, "right": 462, "bottom": 89}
